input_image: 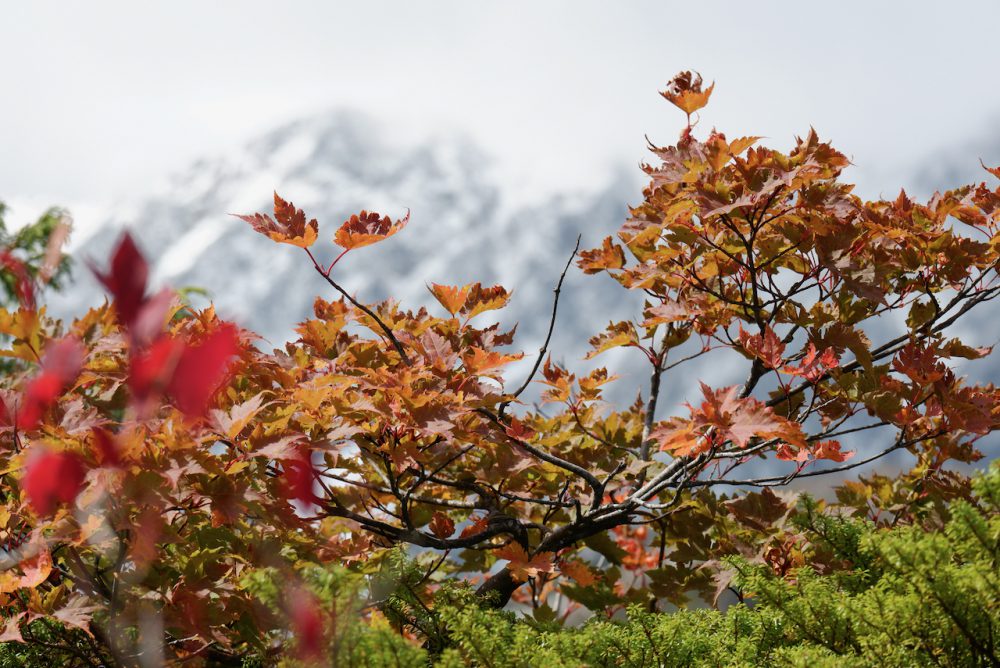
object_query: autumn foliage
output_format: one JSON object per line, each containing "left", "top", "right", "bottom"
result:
{"left": 0, "top": 72, "right": 998, "bottom": 665}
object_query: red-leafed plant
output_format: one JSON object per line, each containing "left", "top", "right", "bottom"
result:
{"left": 0, "top": 73, "right": 998, "bottom": 664}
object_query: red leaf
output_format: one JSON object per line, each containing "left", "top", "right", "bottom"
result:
{"left": 128, "top": 336, "right": 184, "bottom": 407}
{"left": 22, "top": 449, "right": 86, "bottom": 516}
{"left": 0, "top": 250, "right": 36, "bottom": 310}
{"left": 282, "top": 449, "right": 319, "bottom": 506}
{"left": 90, "top": 428, "right": 121, "bottom": 467}
{"left": 91, "top": 232, "right": 148, "bottom": 329}
{"left": 429, "top": 512, "right": 455, "bottom": 539}
{"left": 738, "top": 325, "right": 785, "bottom": 369}
{"left": 288, "top": 589, "right": 325, "bottom": 661}
{"left": 167, "top": 324, "right": 240, "bottom": 418}
{"left": 782, "top": 343, "right": 839, "bottom": 382}
{"left": 17, "top": 337, "right": 85, "bottom": 429}
{"left": 504, "top": 418, "right": 535, "bottom": 442}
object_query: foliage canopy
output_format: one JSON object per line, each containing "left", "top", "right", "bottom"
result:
{"left": 0, "top": 72, "right": 998, "bottom": 665}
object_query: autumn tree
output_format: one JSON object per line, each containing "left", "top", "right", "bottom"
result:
{"left": 0, "top": 72, "right": 998, "bottom": 664}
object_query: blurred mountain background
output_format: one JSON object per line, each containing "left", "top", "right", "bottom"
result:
{"left": 4, "top": 1, "right": 1000, "bottom": 476}
{"left": 36, "top": 108, "right": 1000, "bottom": 432}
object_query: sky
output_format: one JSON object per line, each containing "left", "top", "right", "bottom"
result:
{"left": 2, "top": 1, "right": 1000, "bottom": 226}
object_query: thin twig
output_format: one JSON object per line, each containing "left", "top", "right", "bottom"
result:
{"left": 504, "top": 236, "right": 581, "bottom": 411}
{"left": 305, "top": 248, "right": 412, "bottom": 365}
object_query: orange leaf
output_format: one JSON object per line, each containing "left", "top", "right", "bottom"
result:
{"left": 659, "top": 71, "right": 714, "bottom": 116}
{"left": 460, "top": 514, "right": 490, "bottom": 539}
{"left": 651, "top": 421, "right": 705, "bottom": 457}
{"left": 428, "top": 283, "right": 472, "bottom": 316}
{"left": 981, "top": 159, "right": 1000, "bottom": 180}
{"left": 462, "top": 347, "right": 523, "bottom": 377}
{"left": 334, "top": 209, "right": 408, "bottom": 250}
{"left": 493, "top": 543, "right": 554, "bottom": 582}
{"left": 235, "top": 192, "right": 319, "bottom": 248}
{"left": 813, "top": 440, "right": 853, "bottom": 462}
{"left": 577, "top": 237, "right": 626, "bottom": 274}
{"left": 560, "top": 559, "right": 598, "bottom": 587}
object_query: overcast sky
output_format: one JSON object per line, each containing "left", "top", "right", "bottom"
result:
{"left": 3, "top": 1, "right": 1000, "bottom": 225}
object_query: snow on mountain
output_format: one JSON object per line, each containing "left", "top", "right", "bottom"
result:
{"left": 47, "top": 111, "right": 661, "bottom": 395}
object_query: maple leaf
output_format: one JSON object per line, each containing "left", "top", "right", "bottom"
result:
{"left": 782, "top": 343, "right": 839, "bottom": 382}
{"left": 893, "top": 342, "right": 947, "bottom": 385}
{"left": 460, "top": 283, "right": 511, "bottom": 319}
{"left": 559, "top": 559, "right": 598, "bottom": 587}
{"left": 586, "top": 321, "right": 641, "bottom": 359}
{"left": 428, "top": 283, "right": 472, "bottom": 316}
{"left": 738, "top": 325, "right": 785, "bottom": 369}
{"left": 776, "top": 443, "right": 809, "bottom": 462}
{"left": 17, "top": 336, "right": 85, "bottom": 429}
{"left": 210, "top": 392, "right": 270, "bottom": 440}
{"left": 460, "top": 514, "right": 490, "bottom": 539}
{"left": 577, "top": 237, "right": 626, "bottom": 274}
{"left": 22, "top": 449, "right": 86, "bottom": 516}
{"left": 0, "top": 614, "right": 25, "bottom": 643}
{"left": 128, "top": 325, "right": 239, "bottom": 418}
{"left": 462, "top": 347, "right": 523, "bottom": 377}
{"left": 281, "top": 448, "right": 319, "bottom": 506}
{"left": 643, "top": 299, "right": 699, "bottom": 326}
{"left": 334, "top": 209, "right": 408, "bottom": 250}
{"left": 813, "top": 439, "right": 853, "bottom": 462}
{"left": 235, "top": 192, "right": 319, "bottom": 248}
{"left": 128, "top": 336, "right": 184, "bottom": 407}
{"left": 90, "top": 232, "right": 148, "bottom": 328}
{"left": 725, "top": 488, "right": 797, "bottom": 532}
{"left": 90, "top": 427, "right": 121, "bottom": 467}
{"left": 696, "top": 384, "right": 783, "bottom": 448}
{"left": 168, "top": 324, "right": 241, "bottom": 418}
{"left": 660, "top": 70, "right": 714, "bottom": 116}
{"left": 493, "top": 543, "right": 554, "bottom": 582}
{"left": 429, "top": 512, "right": 455, "bottom": 539}
{"left": 504, "top": 418, "right": 536, "bottom": 441}
{"left": 650, "top": 421, "right": 705, "bottom": 457}
{"left": 51, "top": 596, "right": 100, "bottom": 633}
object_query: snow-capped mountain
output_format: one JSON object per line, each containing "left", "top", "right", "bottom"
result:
{"left": 48, "top": 111, "right": 656, "bottom": 391}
